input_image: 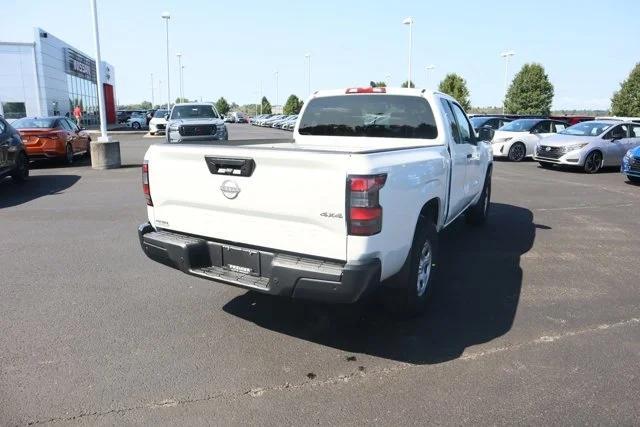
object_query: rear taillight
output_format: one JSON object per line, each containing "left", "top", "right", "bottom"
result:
{"left": 345, "top": 87, "right": 386, "bottom": 94}
{"left": 142, "top": 161, "right": 152, "bottom": 206}
{"left": 347, "top": 174, "right": 386, "bottom": 236}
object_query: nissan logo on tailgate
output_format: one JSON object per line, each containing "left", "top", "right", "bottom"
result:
{"left": 220, "top": 180, "right": 241, "bottom": 199}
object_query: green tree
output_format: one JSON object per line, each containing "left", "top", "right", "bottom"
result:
{"left": 438, "top": 73, "right": 471, "bottom": 111}
{"left": 215, "top": 97, "right": 231, "bottom": 115}
{"left": 261, "top": 96, "right": 272, "bottom": 114}
{"left": 504, "top": 63, "right": 554, "bottom": 115}
{"left": 174, "top": 97, "right": 190, "bottom": 104}
{"left": 283, "top": 94, "right": 303, "bottom": 115}
{"left": 370, "top": 81, "right": 387, "bottom": 88}
{"left": 611, "top": 63, "right": 640, "bottom": 116}
{"left": 401, "top": 80, "right": 415, "bottom": 88}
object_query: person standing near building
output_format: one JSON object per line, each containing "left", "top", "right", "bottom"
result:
{"left": 73, "top": 105, "right": 82, "bottom": 126}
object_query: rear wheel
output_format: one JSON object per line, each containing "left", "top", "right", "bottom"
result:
{"left": 150, "top": 131, "right": 156, "bottom": 136}
{"left": 382, "top": 217, "right": 439, "bottom": 317}
{"left": 508, "top": 142, "right": 526, "bottom": 162}
{"left": 64, "top": 143, "right": 74, "bottom": 165}
{"left": 628, "top": 175, "right": 640, "bottom": 183}
{"left": 539, "top": 161, "right": 554, "bottom": 169}
{"left": 132, "top": 122, "right": 141, "bottom": 129}
{"left": 11, "top": 152, "right": 29, "bottom": 182}
{"left": 583, "top": 151, "right": 602, "bottom": 173}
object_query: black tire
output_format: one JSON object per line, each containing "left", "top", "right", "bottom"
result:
{"left": 583, "top": 151, "right": 602, "bottom": 174}
{"left": 538, "top": 161, "right": 554, "bottom": 169}
{"left": 628, "top": 175, "right": 640, "bottom": 184}
{"left": 466, "top": 169, "right": 491, "bottom": 226}
{"left": 64, "top": 143, "right": 74, "bottom": 165}
{"left": 11, "top": 152, "right": 29, "bottom": 182}
{"left": 150, "top": 132, "right": 156, "bottom": 136}
{"left": 132, "top": 122, "right": 141, "bottom": 130}
{"left": 382, "top": 217, "right": 439, "bottom": 317}
{"left": 508, "top": 142, "right": 526, "bottom": 162}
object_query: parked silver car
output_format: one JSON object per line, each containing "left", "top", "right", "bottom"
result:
{"left": 166, "top": 103, "right": 227, "bottom": 143}
{"left": 533, "top": 120, "right": 640, "bottom": 173}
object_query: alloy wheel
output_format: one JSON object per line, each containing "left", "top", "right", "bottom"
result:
{"left": 416, "top": 241, "right": 433, "bottom": 297}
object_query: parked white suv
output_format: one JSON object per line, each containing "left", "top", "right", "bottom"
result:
{"left": 138, "top": 87, "right": 493, "bottom": 314}
{"left": 149, "top": 109, "right": 169, "bottom": 135}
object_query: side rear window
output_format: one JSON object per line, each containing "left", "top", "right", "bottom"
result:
{"left": 440, "top": 99, "right": 460, "bottom": 144}
{"left": 298, "top": 95, "right": 438, "bottom": 139}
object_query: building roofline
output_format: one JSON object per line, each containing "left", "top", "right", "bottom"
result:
{"left": 0, "top": 41, "right": 35, "bottom": 47}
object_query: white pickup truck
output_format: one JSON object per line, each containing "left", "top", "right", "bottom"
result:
{"left": 138, "top": 87, "right": 493, "bottom": 314}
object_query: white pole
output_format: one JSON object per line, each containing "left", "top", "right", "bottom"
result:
{"left": 385, "top": 74, "right": 391, "bottom": 87}
{"left": 305, "top": 53, "right": 311, "bottom": 97}
{"left": 89, "top": 0, "right": 108, "bottom": 141}
{"left": 275, "top": 70, "right": 279, "bottom": 113}
{"left": 181, "top": 65, "right": 185, "bottom": 102}
{"left": 150, "top": 73, "right": 154, "bottom": 107}
{"left": 177, "top": 53, "right": 182, "bottom": 102}
{"left": 403, "top": 18, "right": 413, "bottom": 87}
{"left": 162, "top": 12, "right": 171, "bottom": 111}
{"left": 501, "top": 51, "right": 515, "bottom": 115}
{"left": 425, "top": 65, "right": 435, "bottom": 87}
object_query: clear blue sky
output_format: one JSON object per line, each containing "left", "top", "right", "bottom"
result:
{"left": 2, "top": 0, "right": 639, "bottom": 109}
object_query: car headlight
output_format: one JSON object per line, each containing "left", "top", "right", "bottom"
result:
{"left": 492, "top": 137, "right": 511, "bottom": 144}
{"left": 169, "top": 124, "right": 179, "bottom": 131}
{"left": 563, "top": 143, "right": 589, "bottom": 153}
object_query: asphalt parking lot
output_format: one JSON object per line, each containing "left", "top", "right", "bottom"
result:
{"left": 1, "top": 124, "right": 639, "bottom": 425}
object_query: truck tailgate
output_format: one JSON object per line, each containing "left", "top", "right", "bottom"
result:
{"left": 146, "top": 143, "right": 350, "bottom": 261}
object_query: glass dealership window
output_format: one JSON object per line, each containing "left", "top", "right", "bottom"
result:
{"left": 65, "top": 73, "right": 99, "bottom": 125}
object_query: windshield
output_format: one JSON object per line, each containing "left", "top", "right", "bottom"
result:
{"left": 470, "top": 117, "right": 488, "bottom": 127}
{"left": 499, "top": 119, "right": 540, "bottom": 132}
{"left": 560, "top": 121, "right": 612, "bottom": 136}
{"left": 153, "top": 110, "right": 168, "bottom": 118}
{"left": 170, "top": 105, "right": 218, "bottom": 119}
{"left": 298, "top": 95, "right": 438, "bottom": 139}
{"left": 11, "top": 118, "right": 57, "bottom": 129}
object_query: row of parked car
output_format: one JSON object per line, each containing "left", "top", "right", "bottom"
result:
{"left": 469, "top": 114, "right": 640, "bottom": 179}
{"left": 251, "top": 114, "right": 298, "bottom": 131}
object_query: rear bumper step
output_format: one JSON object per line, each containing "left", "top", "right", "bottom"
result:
{"left": 138, "top": 222, "right": 380, "bottom": 303}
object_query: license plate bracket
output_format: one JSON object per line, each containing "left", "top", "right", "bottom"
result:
{"left": 222, "top": 246, "right": 260, "bottom": 276}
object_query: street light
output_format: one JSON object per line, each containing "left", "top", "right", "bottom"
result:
{"left": 181, "top": 65, "right": 185, "bottom": 101}
{"left": 425, "top": 65, "right": 435, "bottom": 87}
{"left": 274, "top": 70, "right": 279, "bottom": 114}
{"left": 500, "top": 50, "right": 515, "bottom": 114}
{"left": 304, "top": 53, "right": 311, "bottom": 97}
{"left": 402, "top": 17, "right": 413, "bottom": 87}
{"left": 150, "top": 73, "right": 154, "bottom": 106}
{"left": 385, "top": 74, "right": 391, "bottom": 87}
{"left": 161, "top": 12, "right": 171, "bottom": 111}
{"left": 89, "top": 0, "right": 120, "bottom": 169}
{"left": 176, "top": 52, "right": 183, "bottom": 103}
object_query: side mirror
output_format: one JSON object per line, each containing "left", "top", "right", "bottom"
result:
{"left": 164, "top": 113, "right": 170, "bottom": 120}
{"left": 477, "top": 126, "right": 493, "bottom": 141}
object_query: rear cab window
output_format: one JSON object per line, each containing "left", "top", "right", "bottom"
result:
{"left": 298, "top": 95, "right": 438, "bottom": 139}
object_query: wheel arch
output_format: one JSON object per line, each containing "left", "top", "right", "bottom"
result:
{"left": 419, "top": 197, "right": 441, "bottom": 229}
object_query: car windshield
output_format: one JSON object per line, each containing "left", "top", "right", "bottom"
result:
{"left": 470, "top": 117, "right": 488, "bottom": 127}
{"left": 153, "top": 110, "right": 168, "bottom": 118}
{"left": 298, "top": 95, "right": 438, "bottom": 139}
{"left": 11, "top": 118, "right": 57, "bottom": 129}
{"left": 559, "top": 121, "right": 613, "bottom": 136}
{"left": 171, "top": 105, "right": 217, "bottom": 119}
{"left": 499, "top": 119, "right": 540, "bottom": 132}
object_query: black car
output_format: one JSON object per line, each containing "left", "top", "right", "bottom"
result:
{"left": 470, "top": 116, "right": 513, "bottom": 131}
{"left": 0, "top": 117, "right": 29, "bottom": 183}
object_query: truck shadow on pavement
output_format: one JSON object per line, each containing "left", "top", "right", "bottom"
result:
{"left": 223, "top": 202, "right": 539, "bottom": 365}
{"left": 0, "top": 175, "right": 80, "bottom": 209}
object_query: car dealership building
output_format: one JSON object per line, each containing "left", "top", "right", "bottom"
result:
{"left": 0, "top": 27, "right": 116, "bottom": 125}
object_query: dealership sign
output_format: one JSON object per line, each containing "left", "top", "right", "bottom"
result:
{"left": 64, "top": 48, "right": 96, "bottom": 81}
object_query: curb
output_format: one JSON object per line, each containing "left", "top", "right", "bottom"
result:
{"left": 87, "top": 130, "right": 148, "bottom": 135}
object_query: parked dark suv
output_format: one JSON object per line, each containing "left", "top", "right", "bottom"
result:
{"left": 0, "top": 116, "right": 29, "bottom": 183}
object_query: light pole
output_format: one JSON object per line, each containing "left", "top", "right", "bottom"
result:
{"left": 161, "top": 12, "right": 171, "bottom": 111}
{"left": 304, "top": 53, "right": 311, "bottom": 97}
{"left": 425, "top": 65, "right": 435, "bottom": 87}
{"left": 150, "top": 73, "right": 154, "bottom": 106}
{"left": 402, "top": 17, "right": 413, "bottom": 87}
{"left": 176, "top": 52, "right": 183, "bottom": 102}
{"left": 385, "top": 74, "right": 391, "bottom": 87}
{"left": 274, "top": 70, "right": 279, "bottom": 113}
{"left": 89, "top": 0, "right": 120, "bottom": 169}
{"left": 501, "top": 50, "right": 515, "bottom": 114}
{"left": 181, "top": 65, "right": 185, "bottom": 101}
